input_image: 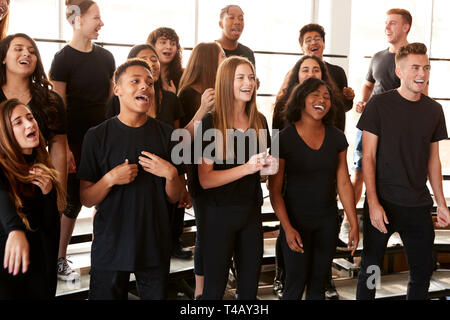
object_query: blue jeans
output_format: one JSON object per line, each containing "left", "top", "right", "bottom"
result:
{"left": 352, "top": 129, "right": 363, "bottom": 172}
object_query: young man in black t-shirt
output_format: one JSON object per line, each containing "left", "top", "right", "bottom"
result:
{"left": 78, "top": 59, "right": 182, "bottom": 300}
{"left": 356, "top": 43, "right": 450, "bottom": 300}
{"left": 351, "top": 8, "right": 416, "bottom": 205}
{"left": 217, "top": 5, "right": 256, "bottom": 67}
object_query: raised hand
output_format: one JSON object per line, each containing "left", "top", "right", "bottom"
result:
{"left": 200, "top": 88, "right": 215, "bottom": 112}
{"left": 163, "top": 79, "right": 177, "bottom": 94}
{"left": 355, "top": 101, "right": 366, "bottom": 113}
{"left": 343, "top": 87, "right": 355, "bottom": 101}
{"left": 29, "top": 166, "right": 53, "bottom": 195}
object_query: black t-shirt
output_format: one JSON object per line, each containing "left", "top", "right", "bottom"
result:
{"left": 105, "top": 90, "right": 184, "bottom": 128}
{"left": 326, "top": 61, "right": 353, "bottom": 131}
{"left": 197, "top": 112, "right": 268, "bottom": 206}
{"left": 357, "top": 90, "right": 448, "bottom": 207}
{"left": 77, "top": 117, "right": 179, "bottom": 271}
{"left": 278, "top": 125, "right": 348, "bottom": 219}
{"left": 178, "top": 87, "right": 202, "bottom": 129}
{"left": 49, "top": 44, "right": 115, "bottom": 145}
{"left": 0, "top": 89, "right": 67, "bottom": 144}
{"left": 223, "top": 43, "right": 256, "bottom": 67}
{"left": 366, "top": 49, "right": 400, "bottom": 96}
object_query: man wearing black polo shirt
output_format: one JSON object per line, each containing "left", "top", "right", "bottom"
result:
{"left": 356, "top": 43, "right": 450, "bottom": 300}
{"left": 78, "top": 59, "right": 182, "bottom": 300}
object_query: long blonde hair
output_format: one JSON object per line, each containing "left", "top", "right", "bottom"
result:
{"left": 0, "top": 99, "right": 66, "bottom": 230}
{"left": 213, "top": 56, "right": 266, "bottom": 159}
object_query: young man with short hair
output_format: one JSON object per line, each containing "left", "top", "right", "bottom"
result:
{"left": 78, "top": 59, "right": 183, "bottom": 300}
{"left": 352, "top": 8, "right": 415, "bottom": 203}
{"left": 217, "top": 5, "right": 256, "bottom": 67}
{"left": 356, "top": 43, "right": 450, "bottom": 300}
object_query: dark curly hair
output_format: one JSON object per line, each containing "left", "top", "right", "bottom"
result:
{"left": 146, "top": 27, "right": 183, "bottom": 90}
{"left": 299, "top": 23, "right": 325, "bottom": 46}
{"left": 285, "top": 78, "right": 335, "bottom": 126}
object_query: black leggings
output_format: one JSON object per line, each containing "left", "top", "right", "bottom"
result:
{"left": 356, "top": 199, "right": 435, "bottom": 300}
{"left": 281, "top": 214, "right": 338, "bottom": 300}
{"left": 201, "top": 205, "right": 263, "bottom": 300}
{"left": 64, "top": 143, "right": 83, "bottom": 219}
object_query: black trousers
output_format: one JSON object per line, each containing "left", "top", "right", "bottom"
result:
{"left": 64, "top": 143, "right": 83, "bottom": 219}
{"left": 201, "top": 205, "right": 263, "bottom": 300}
{"left": 281, "top": 214, "right": 339, "bottom": 300}
{"left": 88, "top": 264, "right": 169, "bottom": 300}
{"left": 193, "top": 198, "right": 205, "bottom": 276}
{"left": 170, "top": 205, "right": 185, "bottom": 249}
{"left": 356, "top": 199, "right": 435, "bottom": 300}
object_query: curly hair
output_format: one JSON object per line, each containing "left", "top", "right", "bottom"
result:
{"left": 285, "top": 78, "right": 335, "bottom": 126}
{"left": 147, "top": 27, "right": 183, "bottom": 90}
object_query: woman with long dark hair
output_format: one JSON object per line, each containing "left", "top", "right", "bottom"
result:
{"left": 0, "top": 99, "right": 65, "bottom": 299}
{"left": 273, "top": 55, "right": 333, "bottom": 131}
{"left": 0, "top": 33, "right": 67, "bottom": 183}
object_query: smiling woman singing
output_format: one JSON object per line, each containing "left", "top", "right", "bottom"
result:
{"left": 269, "top": 78, "right": 359, "bottom": 300}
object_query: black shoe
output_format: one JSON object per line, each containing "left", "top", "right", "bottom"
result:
{"left": 273, "top": 280, "right": 283, "bottom": 299}
{"left": 172, "top": 243, "right": 193, "bottom": 259}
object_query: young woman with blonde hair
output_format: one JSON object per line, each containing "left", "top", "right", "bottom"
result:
{"left": 197, "top": 56, "right": 274, "bottom": 299}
